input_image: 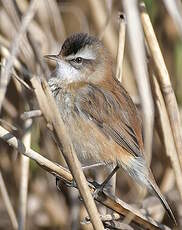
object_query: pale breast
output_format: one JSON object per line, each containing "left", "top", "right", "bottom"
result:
{"left": 50, "top": 88, "right": 115, "bottom": 165}
{"left": 55, "top": 91, "right": 100, "bottom": 163}
{"left": 49, "top": 79, "right": 130, "bottom": 166}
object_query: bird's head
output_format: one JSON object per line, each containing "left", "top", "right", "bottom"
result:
{"left": 45, "top": 33, "right": 112, "bottom": 84}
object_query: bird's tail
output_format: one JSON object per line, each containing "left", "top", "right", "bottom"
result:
{"left": 121, "top": 156, "right": 176, "bottom": 225}
{"left": 147, "top": 177, "right": 177, "bottom": 225}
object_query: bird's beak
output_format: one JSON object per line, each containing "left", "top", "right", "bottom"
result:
{"left": 44, "top": 54, "right": 59, "bottom": 62}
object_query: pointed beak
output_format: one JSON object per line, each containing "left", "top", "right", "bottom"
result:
{"left": 44, "top": 54, "right": 59, "bottom": 62}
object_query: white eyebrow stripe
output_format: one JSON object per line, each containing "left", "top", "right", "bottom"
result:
{"left": 66, "top": 47, "right": 96, "bottom": 60}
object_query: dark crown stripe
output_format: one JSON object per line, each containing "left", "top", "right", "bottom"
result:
{"left": 60, "top": 33, "right": 99, "bottom": 57}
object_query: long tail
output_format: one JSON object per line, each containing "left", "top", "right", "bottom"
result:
{"left": 148, "top": 178, "right": 177, "bottom": 225}
{"left": 121, "top": 156, "right": 176, "bottom": 225}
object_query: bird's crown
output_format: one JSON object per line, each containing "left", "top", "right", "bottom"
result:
{"left": 60, "top": 33, "right": 100, "bottom": 58}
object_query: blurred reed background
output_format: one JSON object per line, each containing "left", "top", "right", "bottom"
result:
{"left": 0, "top": 0, "right": 182, "bottom": 229}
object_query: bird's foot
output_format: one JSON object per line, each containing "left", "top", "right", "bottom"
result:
{"left": 56, "top": 176, "right": 77, "bottom": 192}
{"left": 88, "top": 180, "right": 111, "bottom": 198}
{"left": 65, "top": 179, "right": 77, "bottom": 188}
{"left": 56, "top": 176, "right": 111, "bottom": 199}
{"left": 56, "top": 176, "right": 62, "bottom": 191}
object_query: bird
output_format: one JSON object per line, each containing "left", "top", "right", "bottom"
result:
{"left": 45, "top": 32, "right": 176, "bottom": 224}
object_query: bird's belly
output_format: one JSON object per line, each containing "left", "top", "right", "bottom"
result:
{"left": 56, "top": 94, "right": 131, "bottom": 167}
{"left": 68, "top": 118, "right": 132, "bottom": 167}
{"left": 66, "top": 116, "right": 113, "bottom": 165}
{"left": 57, "top": 101, "right": 115, "bottom": 165}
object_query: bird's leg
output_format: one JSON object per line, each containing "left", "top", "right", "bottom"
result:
{"left": 55, "top": 162, "right": 105, "bottom": 190}
{"left": 55, "top": 163, "right": 119, "bottom": 197}
{"left": 100, "top": 165, "right": 119, "bottom": 189}
{"left": 91, "top": 165, "right": 119, "bottom": 197}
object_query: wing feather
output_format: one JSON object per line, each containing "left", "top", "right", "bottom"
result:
{"left": 75, "top": 83, "right": 143, "bottom": 157}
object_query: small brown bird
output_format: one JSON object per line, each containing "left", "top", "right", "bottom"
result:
{"left": 45, "top": 33, "right": 176, "bottom": 224}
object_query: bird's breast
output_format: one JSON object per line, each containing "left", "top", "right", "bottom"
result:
{"left": 54, "top": 90, "right": 75, "bottom": 121}
{"left": 49, "top": 82, "right": 138, "bottom": 168}
{"left": 51, "top": 88, "right": 114, "bottom": 164}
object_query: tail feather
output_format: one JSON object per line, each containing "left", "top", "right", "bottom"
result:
{"left": 148, "top": 178, "right": 177, "bottom": 225}
{"left": 122, "top": 157, "right": 176, "bottom": 225}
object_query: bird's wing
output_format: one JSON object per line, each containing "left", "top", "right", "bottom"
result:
{"left": 75, "top": 82, "right": 143, "bottom": 157}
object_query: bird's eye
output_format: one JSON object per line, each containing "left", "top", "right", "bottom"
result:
{"left": 74, "top": 57, "right": 83, "bottom": 64}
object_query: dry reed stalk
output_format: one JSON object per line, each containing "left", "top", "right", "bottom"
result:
{"left": 0, "top": 0, "right": 38, "bottom": 112}
{"left": 0, "top": 125, "right": 171, "bottom": 230}
{"left": 0, "top": 57, "right": 31, "bottom": 93}
{"left": 21, "top": 110, "right": 42, "bottom": 120}
{"left": 12, "top": 0, "right": 50, "bottom": 71}
{"left": 121, "top": 0, "right": 155, "bottom": 225}
{"left": 116, "top": 13, "right": 126, "bottom": 82}
{"left": 15, "top": 0, "right": 29, "bottom": 14}
{"left": 98, "top": 0, "right": 113, "bottom": 41}
{"left": 46, "top": 0, "right": 66, "bottom": 42}
{"left": 11, "top": 71, "right": 33, "bottom": 91}
{"left": 0, "top": 34, "right": 10, "bottom": 47}
{"left": 2, "top": 98, "right": 18, "bottom": 119}
{"left": 97, "top": 193, "right": 170, "bottom": 230}
{"left": 0, "top": 119, "right": 17, "bottom": 131}
{"left": 60, "top": 3, "right": 89, "bottom": 34}
{"left": 99, "top": 213, "right": 121, "bottom": 222}
{"left": 0, "top": 46, "right": 22, "bottom": 71}
{"left": 8, "top": 65, "right": 32, "bottom": 230}
{"left": 84, "top": 213, "right": 134, "bottom": 230}
{"left": 1, "top": 0, "right": 35, "bottom": 70}
{"left": 0, "top": 170, "right": 18, "bottom": 229}
{"left": 31, "top": 76, "right": 105, "bottom": 230}
{"left": 34, "top": 0, "right": 58, "bottom": 52}
{"left": 69, "top": 188, "right": 80, "bottom": 230}
{"left": 163, "top": 0, "right": 182, "bottom": 38}
{"left": 105, "top": 11, "right": 126, "bottom": 200}
{"left": 0, "top": 125, "right": 72, "bottom": 182}
{"left": 160, "top": 168, "right": 175, "bottom": 195}
{"left": 140, "top": 3, "right": 182, "bottom": 171}
{"left": 87, "top": 0, "right": 117, "bottom": 57}
{"left": 18, "top": 119, "right": 31, "bottom": 230}
{"left": 150, "top": 73, "right": 182, "bottom": 199}
{"left": 0, "top": 45, "right": 33, "bottom": 79}
{"left": 26, "top": 32, "right": 50, "bottom": 79}
{"left": 1, "top": 0, "right": 22, "bottom": 27}
{"left": 0, "top": 58, "right": 10, "bottom": 111}
{"left": 0, "top": 60, "right": 21, "bottom": 120}
{"left": 0, "top": 9, "right": 17, "bottom": 43}
{"left": 122, "top": 0, "right": 154, "bottom": 164}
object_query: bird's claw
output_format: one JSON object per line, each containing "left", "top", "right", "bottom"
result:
{"left": 65, "top": 179, "right": 77, "bottom": 188}
{"left": 87, "top": 180, "right": 111, "bottom": 198}
{"left": 56, "top": 176, "right": 62, "bottom": 191}
{"left": 56, "top": 176, "right": 77, "bottom": 192}
{"left": 87, "top": 180, "right": 101, "bottom": 189}
{"left": 56, "top": 177, "right": 111, "bottom": 199}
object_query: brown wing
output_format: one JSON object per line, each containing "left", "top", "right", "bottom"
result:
{"left": 74, "top": 81, "right": 144, "bottom": 157}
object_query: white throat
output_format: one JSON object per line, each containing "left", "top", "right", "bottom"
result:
{"left": 53, "top": 60, "right": 81, "bottom": 83}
